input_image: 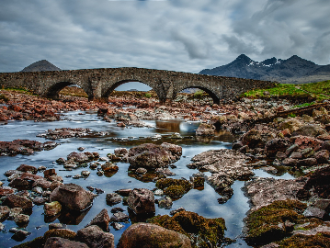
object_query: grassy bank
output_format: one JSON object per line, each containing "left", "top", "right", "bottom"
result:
{"left": 241, "top": 80, "right": 330, "bottom": 102}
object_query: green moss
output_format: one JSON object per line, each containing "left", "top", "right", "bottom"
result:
{"left": 156, "top": 178, "right": 192, "bottom": 200}
{"left": 163, "top": 185, "right": 186, "bottom": 199}
{"left": 12, "top": 237, "right": 45, "bottom": 248}
{"left": 246, "top": 200, "right": 307, "bottom": 245}
{"left": 278, "top": 233, "right": 330, "bottom": 248}
{"left": 148, "top": 210, "right": 226, "bottom": 248}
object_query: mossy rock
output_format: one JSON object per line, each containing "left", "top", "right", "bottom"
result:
{"left": 156, "top": 178, "right": 192, "bottom": 200}
{"left": 246, "top": 200, "right": 307, "bottom": 246}
{"left": 12, "top": 237, "right": 45, "bottom": 248}
{"left": 43, "top": 229, "right": 77, "bottom": 241}
{"left": 278, "top": 233, "right": 330, "bottom": 248}
{"left": 148, "top": 210, "right": 226, "bottom": 248}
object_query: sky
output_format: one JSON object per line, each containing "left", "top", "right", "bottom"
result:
{"left": 1, "top": 0, "right": 330, "bottom": 74}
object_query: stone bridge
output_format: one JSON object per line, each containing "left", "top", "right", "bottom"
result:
{"left": 0, "top": 67, "right": 275, "bottom": 104}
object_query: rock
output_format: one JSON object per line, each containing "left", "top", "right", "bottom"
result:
{"left": 245, "top": 177, "right": 307, "bottom": 211}
{"left": 128, "top": 142, "right": 182, "bottom": 169}
{"left": 14, "top": 213, "right": 30, "bottom": 225}
{"left": 101, "top": 162, "right": 119, "bottom": 172}
{"left": 115, "top": 189, "right": 132, "bottom": 196}
{"left": 3, "top": 194, "right": 33, "bottom": 210}
{"left": 135, "top": 167, "right": 147, "bottom": 174}
{"left": 49, "top": 223, "right": 67, "bottom": 230}
{"left": 246, "top": 200, "right": 307, "bottom": 246}
{"left": 81, "top": 171, "right": 90, "bottom": 177}
{"left": 111, "top": 212, "right": 129, "bottom": 222}
{"left": 33, "top": 196, "right": 47, "bottom": 205}
{"left": 297, "top": 158, "right": 317, "bottom": 167}
{"left": 106, "top": 193, "right": 122, "bottom": 206}
{"left": 117, "top": 223, "right": 191, "bottom": 248}
{"left": 114, "top": 148, "right": 128, "bottom": 157}
{"left": 195, "top": 123, "right": 215, "bottom": 136}
{"left": 304, "top": 167, "right": 330, "bottom": 198}
{"left": 77, "top": 225, "right": 115, "bottom": 248}
{"left": 43, "top": 228, "right": 77, "bottom": 241}
{"left": 158, "top": 196, "right": 173, "bottom": 209}
{"left": 44, "top": 237, "right": 88, "bottom": 248}
{"left": 44, "top": 169, "right": 57, "bottom": 180}
{"left": 0, "top": 205, "right": 10, "bottom": 220}
{"left": 86, "top": 209, "right": 110, "bottom": 232}
{"left": 49, "top": 183, "right": 94, "bottom": 212}
{"left": 32, "top": 179, "right": 52, "bottom": 190}
{"left": 44, "top": 201, "right": 62, "bottom": 216}
{"left": 314, "top": 149, "right": 330, "bottom": 163}
{"left": 10, "top": 228, "right": 31, "bottom": 241}
{"left": 292, "top": 125, "right": 327, "bottom": 137}
{"left": 156, "top": 178, "right": 192, "bottom": 199}
{"left": 16, "top": 164, "right": 38, "bottom": 174}
{"left": 265, "top": 138, "right": 290, "bottom": 157}
{"left": 292, "top": 135, "right": 323, "bottom": 151}
{"left": 127, "top": 188, "right": 155, "bottom": 215}
{"left": 149, "top": 210, "right": 226, "bottom": 247}
{"left": 282, "top": 158, "right": 298, "bottom": 167}
{"left": 155, "top": 168, "right": 175, "bottom": 177}
{"left": 112, "top": 222, "right": 124, "bottom": 230}
{"left": 67, "top": 152, "right": 90, "bottom": 163}
{"left": 303, "top": 206, "right": 327, "bottom": 219}
{"left": 9, "top": 178, "right": 32, "bottom": 190}
{"left": 311, "top": 199, "right": 330, "bottom": 212}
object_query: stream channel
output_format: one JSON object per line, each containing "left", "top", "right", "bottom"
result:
{"left": 0, "top": 110, "right": 294, "bottom": 247}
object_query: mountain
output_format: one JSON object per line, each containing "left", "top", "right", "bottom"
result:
{"left": 200, "top": 54, "right": 330, "bottom": 84}
{"left": 21, "top": 60, "right": 61, "bottom": 72}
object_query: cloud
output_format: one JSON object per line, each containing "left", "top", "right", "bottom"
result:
{"left": 0, "top": 0, "right": 329, "bottom": 73}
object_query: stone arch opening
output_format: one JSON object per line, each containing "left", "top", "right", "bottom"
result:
{"left": 102, "top": 80, "right": 160, "bottom": 101}
{"left": 176, "top": 86, "right": 220, "bottom": 104}
{"left": 45, "top": 82, "right": 89, "bottom": 100}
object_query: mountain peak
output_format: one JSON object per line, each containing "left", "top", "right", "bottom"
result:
{"left": 233, "top": 54, "right": 253, "bottom": 66}
{"left": 21, "top": 60, "right": 61, "bottom": 72}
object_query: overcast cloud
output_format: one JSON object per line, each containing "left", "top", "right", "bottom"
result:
{"left": 0, "top": 0, "right": 329, "bottom": 73}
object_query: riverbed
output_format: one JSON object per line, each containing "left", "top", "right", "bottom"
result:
{"left": 0, "top": 110, "right": 294, "bottom": 247}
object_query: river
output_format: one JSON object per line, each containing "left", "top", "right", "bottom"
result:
{"left": 0, "top": 110, "right": 294, "bottom": 247}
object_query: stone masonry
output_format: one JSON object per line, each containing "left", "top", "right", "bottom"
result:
{"left": 0, "top": 67, "right": 275, "bottom": 103}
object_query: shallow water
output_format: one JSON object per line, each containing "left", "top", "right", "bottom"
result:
{"left": 0, "top": 111, "right": 294, "bottom": 247}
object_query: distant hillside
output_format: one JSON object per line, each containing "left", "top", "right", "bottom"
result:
{"left": 200, "top": 54, "right": 330, "bottom": 84}
{"left": 21, "top": 60, "right": 61, "bottom": 72}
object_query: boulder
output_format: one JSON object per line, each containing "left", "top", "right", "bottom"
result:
{"left": 265, "top": 138, "right": 290, "bottom": 157}
{"left": 14, "top": 214, "right": 29, "bottom": 225}
{"left": 292, "top": 125, "right": 327, "bottom": 137}
{"left": 49, "top": 183, "right": 94, "bottom": 212}
{"left": 44, "top": 237, "right": 88, "bottom": 248}
{"left": 16, "top": 164, "right": 38, "bottom": 174}
{"left": 86, "top": 209, "right": 110, "bottom": 232}
{"left": 117, "top": 223, "right": 191, "bottom": 248}
{"left": 128, "top": 143, "right": 182, "bottom": 169}
{"left": 77, "top": 225, "right": 114, "bottom": 248}
{"left": 195, "top": 123, "right": 215, "bottom": 136}
{"left": 114, "top": 148, "right": 128, "bottom": 157}
{"left": 127, "top": 188, "right": 155, "bottom": 215}
{"left": 106, "top": 193, "right": 122, "bottom": 206}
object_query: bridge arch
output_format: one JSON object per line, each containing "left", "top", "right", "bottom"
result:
{"left": 101, "top": 79, "right": 161, "bottom": 101}
{"left": 44, "top": 80, "right": 92, "bottom": 100}
{"left": 175, "top": 85, "right": 221, "bottom": 104}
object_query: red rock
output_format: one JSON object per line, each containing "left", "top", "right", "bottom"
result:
{"left": 127, "top": 188, "right": 155, "bottom": 215}
{"left": 3, "top": 194, "right": 33, "bottom": 210}
{"left": 50, "top": 183, "right": 94, "bottom": 212}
